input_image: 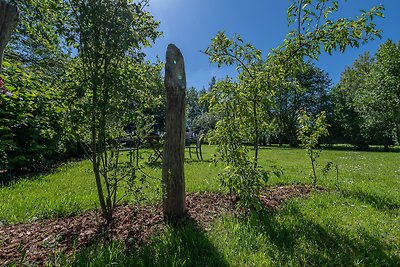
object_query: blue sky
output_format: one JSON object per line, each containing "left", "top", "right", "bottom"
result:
{"left": 144, "top": 0, "right": 400, "bottom": 89}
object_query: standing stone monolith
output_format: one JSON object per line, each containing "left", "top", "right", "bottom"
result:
{"left": 162, "top": 44, "right": 186, "bottom": 221}
{"left": 0, "top": 0, "right": 19, "bottom": 73}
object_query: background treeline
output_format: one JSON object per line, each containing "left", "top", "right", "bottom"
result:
{"left": 186, "top": 39, "right": 400, "bottom": 150}
{"left": 0, "top": 0, "right": 398, "bottom": 178}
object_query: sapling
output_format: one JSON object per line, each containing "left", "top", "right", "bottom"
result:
{"left": 297, "top": 110, "right": 329, "bottom": 188}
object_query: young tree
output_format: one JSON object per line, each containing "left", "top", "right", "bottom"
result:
{"left": 204, "top": 77, "right": 269, "bottom": 209}
{"left": 204, "top": 32, "right": 268, "bottom": 167}
{"left": 297, "top": 110, "right": 330, "bottom": 187}
{"left": 203, "top": 0, "right": 384, "bottom": 210}
{"left": 66, "top": 0, "right": 160, "bottom": 222}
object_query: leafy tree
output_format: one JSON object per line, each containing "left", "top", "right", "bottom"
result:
{"left": 6, "top": 0, "right": 70, "bottom": 74}
{"left": 194, "top": 76, "right": 218, "bottom": 133}
{"left": 197, "top": 76, "right": 216, "bottom": 114}
{"left": 1, "top": 0, "right": 84, "bottom": 178}
{"left": 185, "top": 87, "right": 201, "bottom": 131}
{"left": 297, "top": 110, "right": 330, "bottom": 187}
{"left": 296, "top": 64, "right": 332, "bottom": 117}
{"left": 65, "top": 0, "right": 160, "bottom": 222}
{"left": 333, "top": 40, "right": 400, "bottom": 149}
{"left": 361, "top": 40, "right": 400, "bottom": 147}
{"left": 331, "top": 52, "right": 373, "bottom": 149}
{"left": 0, "top": 59, "right": 66, "bottom": 175}
{"left": 271, "top": 63, "right": 332, "bottom": 146}
{"left": 203, "top": 0, "right": 384, "bottom": 210}
{"left": 192, "top": 111, "right": 218, "bottom": 134}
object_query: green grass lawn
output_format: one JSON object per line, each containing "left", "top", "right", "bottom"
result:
{"left": 1, "top": 145, "right": 399, "bottom": 266}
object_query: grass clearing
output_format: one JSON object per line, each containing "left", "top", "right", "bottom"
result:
{"left": 1, "top": 145, "right": 399, "bottom": 266}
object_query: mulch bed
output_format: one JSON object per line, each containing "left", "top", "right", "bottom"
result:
{"left": 0, "top": 185, "right": 317, "bottom": 265}
{"left": 260, "top": 184, "right": 325, "bottom": 210}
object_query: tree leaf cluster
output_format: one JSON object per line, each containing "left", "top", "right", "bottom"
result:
{"left": 202, "top": 0, "right": 384, "bottom": 209}
{"left": 332, "top": 39, "right": 400, "bottom": 149}
{"left": 1, "top": 0, "right": 164, "bottom": 211}
{"left": 0, "top": 59, "right": 66, "bottom": 174}
{"left": 62, "top": 0, "right": 161, "bottom": 222}
{"left": 297, "top": 110, "right": 330, "bottom": 187}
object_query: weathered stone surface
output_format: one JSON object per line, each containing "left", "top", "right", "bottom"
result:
{"left": 0, "top": 0, "right": 19, "bottom": 72}
{"left": 162, "top": 44, "right": 186, "bottom": 220}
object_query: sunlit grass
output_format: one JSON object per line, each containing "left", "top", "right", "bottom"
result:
{"left": 0, "top": 147, "right": 222, "bottom": 223}
{"left": 0, "top": 161, "right": 96, "bottom": 223}
{"left": 1, "top": 145, "right": 400, "bottom": 266}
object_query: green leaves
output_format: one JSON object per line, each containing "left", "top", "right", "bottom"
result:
{"left": 333, "top": 40, "right": 400, "bottom": 148}
{"left": 362, "top": 40, "right": 400, "bottom": 145}
{"left": 297, "top": 110, "right": 330, "bottom": 187}
{"left": 7, "top": 0, "right": 70, "bottom": 72}
{"left": 62, "top": 0, "right": 162, "bottom": 221}
{"left": 297, "top": 110, "right": 329, "bottom": 150}
{"left": 204, "top": 31, "right": 261, "bottom": 75}
{"left": 200, "top": 0, "right": 386, "bottom": 208}
{"left": 0, "top": 59, "right": 66, "bottom": 171}
{"left": 283, "top": 0, "right": 384, "bottom": 61}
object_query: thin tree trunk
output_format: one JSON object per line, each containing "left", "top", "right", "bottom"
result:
{"left": 310, "top": 150, "right": 317, "bottom": 188}
{"left": 162, "top": 44, "right": 186, "bottom": 221}
{"left": 91, "top": 84, "right": 110, "bottom": 222}
{"left": 253, "top": 99, "right": 259, "bottom": 168}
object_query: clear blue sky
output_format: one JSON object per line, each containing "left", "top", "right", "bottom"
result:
{"left": 144, "top": 0, "right": 400, "bottom": 89}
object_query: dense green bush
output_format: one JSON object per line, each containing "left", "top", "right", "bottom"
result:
{"left": 0, "top": 60, "right": 69, "bottom": 174}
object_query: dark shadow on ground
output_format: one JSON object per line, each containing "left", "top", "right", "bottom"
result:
{"left": 322, "top": 144, "right": 400, "bottom": 153}
{"left": 144, "top": 160, "right": 162, "bottom": 169}
{"left": 138, "top": 218, "right": 228, "bottom": 267}
{"left": 69, "top": 218, "right": 228, "bottom": 267}
{"left": 184, "top": 158, "right": 213, "bottom": 164}
{"left": 340, "top": 189, "right": 400, "bottom": 214}
{"left": 246, "top": 205, "right": 400, "bottom": 266}
{"left": 256, "top": 144, "right": 400, "bottom": 153}
{"left": 0, "top": 161, "right": 67, "bottom": 187}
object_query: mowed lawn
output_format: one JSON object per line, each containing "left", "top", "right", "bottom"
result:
{"left": 1, "top": 145, "right": 399, "bottom": 266}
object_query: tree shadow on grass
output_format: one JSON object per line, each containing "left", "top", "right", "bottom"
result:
{"left": 0, "top": 165, "right": 61, "bottom": 187}
{"left": 249, "top": 205, "right": 400, "bottom": 266}
{"left": 184, "top": 158, "right": 213, "bottom": 164}
{"left": 68, "top": 218, "right": 228, "bottom": 267}
{"left": 138, "top": 218, "right": 228, "bottom": 267}
{"left": 340, "top": 189, "right": 400, "bottom": 214}
{"left": 322, "top": 144, "right": 400, "bottom": 153}
{"left": 144, "top": 160, "right": 162, "bottom": 169}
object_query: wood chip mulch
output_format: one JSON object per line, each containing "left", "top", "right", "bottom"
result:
{"left": 0, "top": 185, "right": 317, "bottom": 266}
{"left": 260, "top": 184, "right": 324, "bottom": 210}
